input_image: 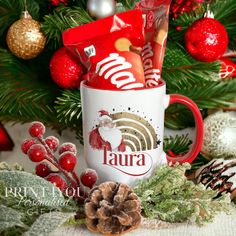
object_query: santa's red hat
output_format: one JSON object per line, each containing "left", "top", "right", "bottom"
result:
{"left": 99, "top": 110, "right": 112, "bottom": 121}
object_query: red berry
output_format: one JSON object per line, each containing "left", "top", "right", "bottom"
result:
{"left": 58, "top": 142, "right": 77, "bottom": 155}
{"left": 35, "top": 163, "right": 51, "bottom": 177}
{"left": 185, "top": 17, "right": 228, "bottom": 62}
{"left": 29, "top": 122, "right": 45, "bottom": 137}
{"left": 46, "top": 174, "right": 67, "bottom": 191}
{"left": 27, "top": 144, "right": 47, "bottom": 162}
{"left": 45, "top": 136, "right": 59, "bottom": 151}
{"left": 80, "top": 169, "right": 98, "bottom": 188}
{"left": 59, "top": 152, "right": 77, "bottom": 172}
{"left": 21, "top": 139, "right": 37, "bottom": 154}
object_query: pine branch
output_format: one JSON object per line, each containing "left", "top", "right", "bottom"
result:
{"left": 163, "top": 43, "right": 236, "bottom": 108}
{"left": 55, "top": 90, "right": 82, "bottom": 125}
{"left": 165, "top": 77, "right": 236, "bottom": 129}
{"left": 163, "top": 43, "right": 236, "bottom": 129}
{"left": 165, "top": 108, "right": 194, "bottom": 129}
{"left": 187, "top": 153, "right": 210, "bottom": 174}
{"left": 55, "top": 90, "right": 83, "bottom": 141}
{"left": 164, "top": 134, "right": 192, "bottom": 155}
{"left": 0, "top": 49, "right": 61, "bottom": 128}
{"left": 211, "top": 0, "right": 236, "bottom": 38}
{"left": 41, "top": 6, "right": 93, "bottom": 49}
{"left": 169, "top": 6, "right": 204, "bottom": 42}
{"left": 163, "top": 43, "right": 221, "bottom": 88}
{"left": 68, "top": 0, "right": 87, "bottom": 8}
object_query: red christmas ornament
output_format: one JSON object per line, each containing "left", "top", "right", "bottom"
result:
{"left": 171, "top": 0, "right": 204, "bottom": 18}
{"left": 50, "top": 47, "right": 84, "bottom": 89}
{"left": 0, "top": 123, "right": 14, "bottom": 151}
{"left": 219, "top": 58, "right": 236, "bottom": 79}
{"left": 185, "top": 17, "right": 228, "bottom": 62}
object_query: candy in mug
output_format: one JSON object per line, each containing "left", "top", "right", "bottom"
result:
{"left": 63, "top": 10, "right": 146, "bottom": 90}
{"left": 81, "top": 80, "right": 204, "bottom": 186}
{"left": 136, "top": 0, "right": 172, "bottom": 87}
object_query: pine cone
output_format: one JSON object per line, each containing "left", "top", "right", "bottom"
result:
{"left": 85, "top": 181, "right": 141, "bottom": 235}
{"left": 195, "top": 159, "right": 236, "bottom": 199}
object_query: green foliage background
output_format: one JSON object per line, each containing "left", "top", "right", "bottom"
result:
{"left": 0, "top": 0, "right": 235, "bottom": 135}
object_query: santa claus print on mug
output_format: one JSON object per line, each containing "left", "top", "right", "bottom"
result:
{"left": 89, "top": 110, "right": 160, "bottom": 153}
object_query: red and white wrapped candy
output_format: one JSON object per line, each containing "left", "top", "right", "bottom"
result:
{"left": 136, "top": 0, "right": 172, "bottom": 87}
{"left": 63, "top": 10, "right": 146, "bottom": 90}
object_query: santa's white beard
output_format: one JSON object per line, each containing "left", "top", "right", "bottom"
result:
{"left": 98, "top": 126, "right": 122, "bottom": 150}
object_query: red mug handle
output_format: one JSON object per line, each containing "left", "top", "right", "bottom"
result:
{"left": 166, "top": 94, "right": 204, "bottom": 164}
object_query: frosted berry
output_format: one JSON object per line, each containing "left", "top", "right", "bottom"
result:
{"left": 58, "top": 142, "right": 77, "bottom": 155}
{"left": 35, "top": 163, "right": 51, "bottom": 177}
{"left": 21, "top": 139, "right": 37, "bottom": 154}
{"left": 29, "top": 121, "right": 45, "bottom": 137}
{"left": 46, "top": 174, "right": 67, "bottom": 190}
{"left": 59, "top": 152, "right": 77, "bottom": 172}
{"left": 45, "top": 136, "right": 59, "bottom": 151}
{"left": 185, "top": 17, "right": 228, "bottom": 62}
{"left": 27, "top": 144, "right": 47, "bottom": 162}
{"left": 80, "top": 169, "right": 98, "bottom": 188}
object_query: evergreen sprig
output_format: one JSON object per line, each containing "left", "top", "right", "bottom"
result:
{"left": 211, "top": 0, "right": 236, "bottom": 40}
{"left": 55, "top": 90, "right": 83, "bottom": 141}
{"left": 41, "top": 6, "right": 93, "bottom": 49}
{"left": 68, "top": 0, "right": 87, "bottom": 8}
{"left": 55, "top": 89, "right": 82, "bottom": 125}
{"left": 186, "top": 153, "right": 210, "bottom": 175}
{"left": 163, "top": 44, "right": 236, "bottom": 129}
{"left": 41, "top": 0, "right": 140, "bottom": 49}
{"left": 135, "top": 164, "right": 231, "bottom": 224}
{"left": 164, "top": 134, "right": 192, "bottom": 155}
{"left": 0, "top": 50, "right": 60, "bottom": 127}
{"left": 0, "top": 0, "right": 235, "bottom": 136}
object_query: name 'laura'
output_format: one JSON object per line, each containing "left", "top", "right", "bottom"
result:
{"left": 103, "top": 147, "right": 146, "bottom": 167}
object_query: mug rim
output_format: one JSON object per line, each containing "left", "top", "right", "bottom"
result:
{"left": 81, "top": 79, "right": 166, "bottom": 91}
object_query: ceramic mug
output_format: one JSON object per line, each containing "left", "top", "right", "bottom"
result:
{"left": 81, "top": 80, "right": 203, "bottom": 186}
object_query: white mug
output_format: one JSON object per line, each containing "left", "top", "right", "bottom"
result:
{"left": 81, "top": 80, "right": 203, "bottom": 186}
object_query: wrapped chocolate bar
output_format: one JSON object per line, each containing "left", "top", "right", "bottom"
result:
{"left": 63, "top": 10, "right": 145, "bottom": 90}
{"left": 136, "top": 0, "right": 172, "bottom": 87}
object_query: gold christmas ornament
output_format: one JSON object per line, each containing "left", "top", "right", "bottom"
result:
{"left": 6, "top": 11, "right": 46, "bottom": 60}
{"left": 201, "top": 111, "right": 236, "bottom": 160}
